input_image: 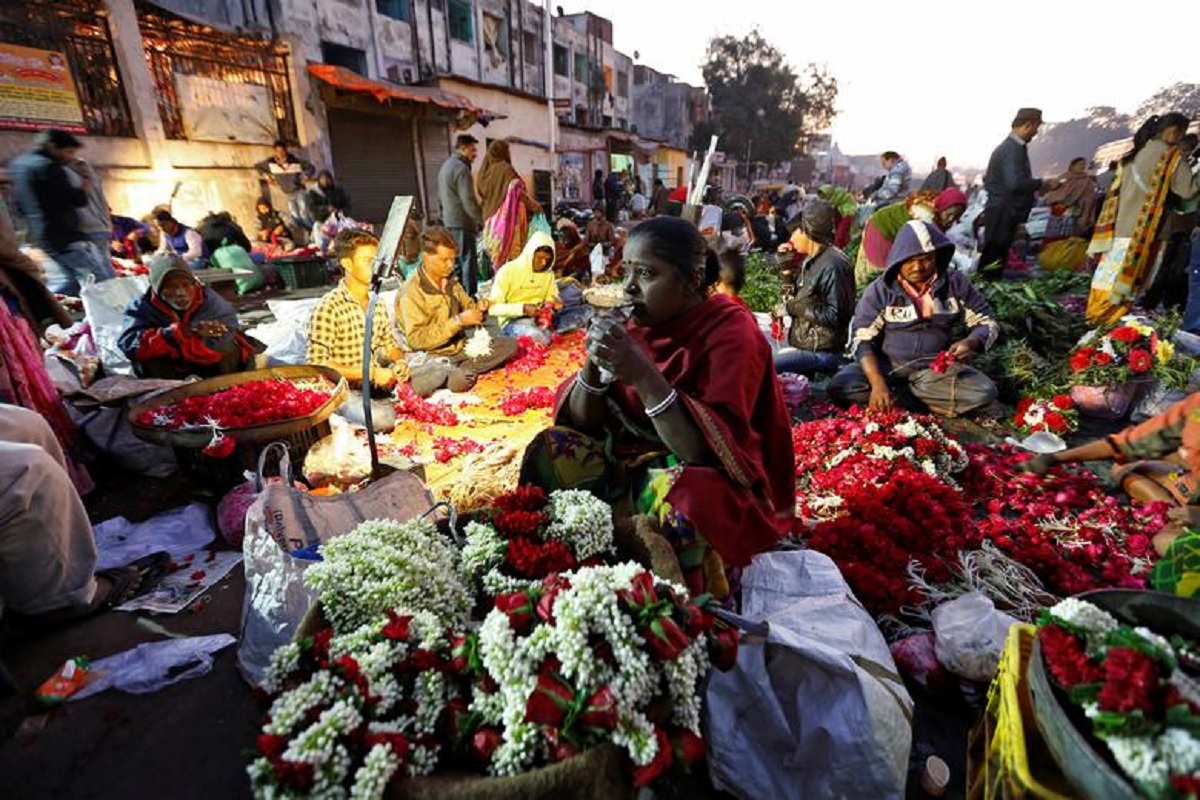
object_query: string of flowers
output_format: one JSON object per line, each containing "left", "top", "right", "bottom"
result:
{"left": 136, "top": 378, "right": 334, "bottom": 430}
{"left": 463, "top": 563, "right": 736, "bottom": 785}
{"left": 461, "top": 486, "right": 614, "bottom": 596}
{"left": 1037, "top": 598, "right": 1200, "bottom": 798}
{"left": 305, "top": 518, "right": 472, "bottom": 638}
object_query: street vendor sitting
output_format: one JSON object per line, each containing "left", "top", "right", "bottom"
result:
{"left": 398, "top": 226, "right": 519, "bottom": 394}
{"left": 827, "top": 219, "right": 1000, "bottom": 418}
{"left": 488, "top": 230, "right": 595, "bottom": 346}
{"left": 118, "top": 252, "right": 256, "bottom": 380}
{"left": 520, "top": 216, "right": 796, "bottom": 601}
{"left": 307, "top": 229, "right": 433, "bottom": 433}
{"left": 1017, "top": 392, "right": 1200, "bottom": 571}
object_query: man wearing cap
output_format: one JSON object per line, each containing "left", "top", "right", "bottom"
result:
{"left": 774, "top": 200, "right": 855, "bottom": 377}
{"left": 118, "top": 253, "right": 256, "bottom": 379}
{"left": 980, "top": 108, "right": 1061, "bottom": 279}
{"left": 9, "top": 128, "right": 115, "bottom": 295}
{"left": 437, "top": 134, "right": 483, "bottom": 297}
{"left": 828, "top": 219, "right": 999, "bottom": 418}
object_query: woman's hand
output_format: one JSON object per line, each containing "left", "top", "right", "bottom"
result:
{"left": 585, "top": 317, "right": 656, "bottom": 386}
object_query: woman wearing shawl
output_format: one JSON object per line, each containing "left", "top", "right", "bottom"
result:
{"left": 1043, "top": 157, "right": 1099, "bottom": 240}
{"left": 520, "top": 217, "right": 795, "bottom": 601}
{"left": 853, "top": 189, "right": 967, "bottom": 289}
{"left": 553, "top": 220, "right": 591, "bottom": 283}
{"left": 477, "top": 140, "right": 541, "bottom": 269}
{"left": 1087, "top": 113, "right": 1200, "bottom": 324}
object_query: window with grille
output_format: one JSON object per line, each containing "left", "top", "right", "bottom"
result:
{"left": 448, "top": 0, "right": 473, "bottom": 43}
{"left": 0, "top": 0, "right": 134, "bottom": 138}
{"left": 138, "top": 2, "right": 298, "bottom": 144}
{"left": 376, "top": 0, "right": 413, "bottom": 22}
{"left": 523, "top": 30, "right": 539, "bottom": 64}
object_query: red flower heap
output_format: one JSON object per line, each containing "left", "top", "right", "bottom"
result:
{"left": 498, "top": 386, "right": 557, "bottom": 416}
{"left": 506, "top": 336, "right": 550, "bottom": 374}
{"left": 1096, "top": 647, "right": 1162, "bottom": 716}
{"left": 394, "top": 383, "right": 459, "bottom": 426}
{"left": 137, "top": 378, "right": 332, "bottom": 430}
{"left": 486, "top": 486, "right": 579, "bottom": 583}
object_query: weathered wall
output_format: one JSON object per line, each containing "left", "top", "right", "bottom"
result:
{"left": 438, "top": 78, "right": 552, "bottom": 186}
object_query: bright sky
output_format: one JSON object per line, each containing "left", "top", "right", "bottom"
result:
{"left": 568, "top": 0, "right": 1198, "bottom": 170}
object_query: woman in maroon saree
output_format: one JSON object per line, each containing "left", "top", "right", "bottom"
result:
{"left": 521, "top": 217, "right": 794, "bottom": 599}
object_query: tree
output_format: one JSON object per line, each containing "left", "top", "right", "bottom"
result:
{"left": 691, "top": 31, "right": 837, "bottom": 169}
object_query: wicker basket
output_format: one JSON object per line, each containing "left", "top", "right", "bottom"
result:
{"left": 128, "top": 365, "right": 346, "bottom": 490}
{"left": 1028, "top": 590, "right": 1200, "bottom": 800}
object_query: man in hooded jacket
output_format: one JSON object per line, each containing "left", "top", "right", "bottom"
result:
{"left": 828, "top": 220, "right": 999, "bottom": 417}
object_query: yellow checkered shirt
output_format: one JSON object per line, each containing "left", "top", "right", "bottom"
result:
{"left": 306, "top": 281, "right": 396, "bottom": 368}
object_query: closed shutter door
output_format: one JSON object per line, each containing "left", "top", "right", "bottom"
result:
{"left": 420, "top": 121, "right": 451, "bottom": 220}
{"left": 328, "top": 111, "right": 418, "bottom": 227}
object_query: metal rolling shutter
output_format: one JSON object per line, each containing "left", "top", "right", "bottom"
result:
{"left": 328, "top": 110, "right": 418, "bottom": 227}
{"left": 419, "top": 121, "right": 451, "bottom": 221}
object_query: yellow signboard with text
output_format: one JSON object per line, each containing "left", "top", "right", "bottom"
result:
{"left": 0, "top": 43, "right": 86, "bottom": 133}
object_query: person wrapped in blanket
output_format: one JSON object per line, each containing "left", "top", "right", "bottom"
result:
{"left": 118, "top": 253, "right": 256, "bottom": 379}
{"left": 827, "top": 219, "right": 999, "bottom": 418}
{"left": 1018, "top": 392, "right": 1200, "bottom": 594}
{"left": 520, "top": 217, "right": 796, "bottom": 601}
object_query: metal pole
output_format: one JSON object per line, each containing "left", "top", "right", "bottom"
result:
{"left": 544, "top": 0, "right": 556, "bottom": 204}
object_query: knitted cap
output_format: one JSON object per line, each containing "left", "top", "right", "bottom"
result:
{"left": 148, "top": 252, "right": 193, "bottom": 294}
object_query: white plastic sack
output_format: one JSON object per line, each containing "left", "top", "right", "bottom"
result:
{"left": 80, "top": 274, "right": 148, "bottom": 376}
{"left": 931, "top": 591, "right": 1017, "bottom": 683}
{"left": 93, "top": 502, "right": 216, "bottom": 571}
{"left": 706, "top": 550, "right": 913, "bottom": 800}
{"left": 266, "top": 296, "right": 322, "bottom": 331}
{"left": 238, "top": 444, "right": 437, "bottom": 685}
{"left": 72, "top": 634, "right": 236, "bottom": 700}
{"left": 244, "top": 320, "right": 309, "bottom": 366}
{"left": 589, "top": 244, "right": 605, "bottom": 278}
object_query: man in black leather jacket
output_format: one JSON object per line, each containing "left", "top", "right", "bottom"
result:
{"left": 774, "top": 200, "right": 855, "bottom": 376}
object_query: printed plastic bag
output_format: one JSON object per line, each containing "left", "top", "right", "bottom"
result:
{"left": 71, "top": 634, "right": 236, "bottom": 700}
{"left": 931, "top": 591, "right": 1017, "bottom": 683}
{"left": 238, "top": 443, "right": 436, "bottom": 685}
{"left": 80, "top": 274, "right": 148, "bottom": 375}
{"left": 706, "top": 550, "right": 913, "bottom": 800}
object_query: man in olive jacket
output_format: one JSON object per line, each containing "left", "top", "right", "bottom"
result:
{"left": 437, "top": 134, "right": 483, "bottom": 296}
{"left": 774, "top": 200, "right": 855, "bottom": 376}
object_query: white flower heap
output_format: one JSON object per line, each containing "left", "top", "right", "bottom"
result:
{"left": 463, "top": 327, "right": 493, "bottom": 360}
{"left": 462, "top": 562, "right": 738, "bottom": 787}
{"left": 461, "top": 486, "right": 615, "bottom": 596}
{"left": 1040, "top": 598, "right": 1200, "bottom": 798}
{"left": 250, "top": 613, "right": 468, "bottom": 799}
{"left": 306, "top": 518, "right": 471, "bottom": 639}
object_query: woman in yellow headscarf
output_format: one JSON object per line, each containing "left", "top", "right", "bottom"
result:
{"left": 1086, "top": 113, "right": 1200, "bottom": 324}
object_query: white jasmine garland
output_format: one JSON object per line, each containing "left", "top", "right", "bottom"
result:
{"left": 306, "top": 518, "right": 471, "bottom": 633}
{"left": 1047, "top": 598, "right": 1120, "bottom": 647}
{"left": 263, "top": 642, "right": 303, "bottom": 695}
{"left": 348, "top": 744, "right": 401, "bottom": 800}
{"left": 1106, "top": 736, "right": 1169, "bottom": 793}
{"left": 1159, "top": 727, "right": 1200, "bottom": 776}
{"left": 464, "top": 327, "right": 493, "bottom": 360}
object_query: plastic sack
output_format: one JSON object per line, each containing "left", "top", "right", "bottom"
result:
{"left": 1130, "top": 380, "right": 1188, "bottom": 423}
{"left": 71, "top": 634, "right": 236, "bottom": 700}
{"left": 244, "top": 320, "right": 308, "bottom": 366}
{"left": 217, "top": 481, "right": 258, "bottom": 548}
{"left": 80, "top": 274, "right": 148, "bottom": 375}
{"left": 1037, "top": 237, "right": 1088, "bottom": 271}
{"left": 210, "top": 243, "right": 265, "bottom": 294}
{"left": 238, "top": 443, "right": 436, "bottom": 685}
{"left": 589, "top": 244, "right": 605, "bottom": 277}
{"left": 528, "top": 212, "right": 552, "bottom": 238}
{"left": 890, "top": 632, "right": 955, "bottom": 695}
{"left": 705, "top": 550, "right": 913, "bottom": 800}
{"left": 931, "top": 591, "right": 1017, "bottom": 683}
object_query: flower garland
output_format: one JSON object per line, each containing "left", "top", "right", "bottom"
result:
{"left": 1037, "top": 598, "right": 1200, "bottom": 799}
{"left": 250, "top": 612, "right": 468, "bottom": 797}
{"left": 393, "top": 383, "right": 459, "bottom": 427}
{"left": 136, "top": 378, "right": 334, "bottom": 430}
{"left": 464, "top": 563, "right": 735, "bottom": 785}
{"left": 1013, "top": 393, "right": 1079, "bottom": 436}
{"left": 305, "top": 518, "right": 472, "bottom": 636}
{"left": 461, "top": 486, "right": 614, "bottom": 596}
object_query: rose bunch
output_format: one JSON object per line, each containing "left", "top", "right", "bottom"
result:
{"left": 136, "top": 378, "right": 333, "bottom": 430}
{"left": 250, "top": 612, "right": 469, "bottom": 797}
{"left": 1037, "top": 598, "right": 1200, "bottom": 798}
{"left": 1013, "top": 394, "right": 1079, "bottom": 436}
{"left": 461, "top": 486, "right": 614, "bottom": 596}
{"left": 466, "top": 563, "right": 732, "bottom": 785}
{"left": 1066, "top": 320, "right": 1193, "bottom": 389}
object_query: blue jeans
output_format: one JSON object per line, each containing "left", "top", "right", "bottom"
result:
{"left": 1183, "top": 235, "right": 1200, "bottom": 333}
{"left": 43, "top": 241, "right": 115, "bottom": 295}
{"left": 774, "top": 348, "right": 842, "bottom": 377}
{"left": 502, "top": 318, "right": 553, "bottom": 346}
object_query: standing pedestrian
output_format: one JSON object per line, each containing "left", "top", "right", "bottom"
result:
{"left": 436, "top": 134, "right": 483, "bottom": 297}
{"left": 9, "top": 129, "right": 114, "bottom": 294}
{"left": 604, "top": 170, "right": 625, "bottom": 223}
{"left": 592, "top": 169, "right": 605, "bottom": 208}
{"left": 979, "top": 108, "right": 1060, "bottom": 279}
{"left": 68, "top": 157, "right": 111, "bottom": 258}
{"left": 255, "top": 139, "right": 315, "bottom": 231}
